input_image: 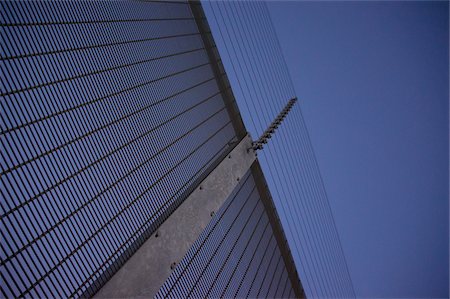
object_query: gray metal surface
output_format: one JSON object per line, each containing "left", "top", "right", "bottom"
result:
{"left": 94, "top": 135, "right": 256, "bottom": 298}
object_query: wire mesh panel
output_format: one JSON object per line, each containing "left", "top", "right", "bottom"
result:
{"left": 0, "top": 1, "right": 237, "bottom": 297}
{"left": 203, "top": 1, "right": 356, "bottom": 297}
{"left": 156, "top": 171, "right": 296, "bottom": 299}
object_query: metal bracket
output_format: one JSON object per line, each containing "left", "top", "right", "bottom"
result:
{"left": 252, "top": 97, "right": 297, "bottom": 150}
{"left": 94, "top": 134, "right": 256, "bottom": 298}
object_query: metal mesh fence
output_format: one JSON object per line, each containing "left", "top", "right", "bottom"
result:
{"left": 156, "top": 171, "right": 296, "bottom": 299}
{"left": 203, "top": 1, "right": 356, "bottom": 297}
{"left": 0, "top": 1, "right": 237, "bottom": 297}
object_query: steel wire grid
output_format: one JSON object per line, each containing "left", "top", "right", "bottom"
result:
{"left": 156, "top": 171, "right": 296, "bottom": 299}
{"left": 0, "top": 0, "right": 237, "bottom": 297}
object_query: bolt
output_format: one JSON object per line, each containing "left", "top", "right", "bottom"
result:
{"left": 236, "top": 177, "right": 240, "bottom": 181}
{"left": 170, "top": 262, "right": 177, "bottom": 270}
{"left": 199, "top": 186, "right": 203, "bottom": 190}
{"left": 210, "top": 211, "right": 215, "bottom": 217}
{"left": 155, "top": 231, "right": 160, "bottom": 238}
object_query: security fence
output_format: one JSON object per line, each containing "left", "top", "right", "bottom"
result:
{"left": 1, "top": 1, "right": 302, "bottom": 298}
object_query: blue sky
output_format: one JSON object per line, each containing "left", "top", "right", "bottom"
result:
{"left": 204, "top": 1, "right": 448, "bottom": 297}
{"left": 268, "top": 1, "right": 449, "bottom": 297}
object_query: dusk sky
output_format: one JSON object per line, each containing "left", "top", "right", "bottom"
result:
{"left": 268, "top": 1, "right": 449, "bottom": 297}
{"left": 204, "top": 0, "right": 448, "bottom": 297}
{"left": 0, "top": 0, "right": 448, "bottom": 298}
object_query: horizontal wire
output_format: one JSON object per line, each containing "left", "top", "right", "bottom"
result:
{"left": 1, "top": 92, "right": 226, "bottom": 266}
{"left": 1, "top": 31, "right": 207, "bottom": 61}
{"left": 187, "top": 188, "right": 260, "bottom": 298}
{"left": 69, "top": 126, "right": 235, "bottom": 298}
{"left": 3, "top": 74, "right": 211, "bottom": 156}
{"left": 1, "top": 17, "right": 202, "bottom": 26}
{"left": 219, "top": 215, "right": 270, "bottom": 298}
{"left": 17, "top": 118, "right": 233, "bottom": 298}
{"left": 162, "top": 169, "right": 253, "bottom": 297}
{"left": 0, "top": 76, "right": 215, "bottom": 182}
{"left": 264, "top": 253, "right": 283, "bottom": 298}
{"left": 1, "top": 61, "right": 214, "bottom": 174}
{"left": 1, "top": 46, "right": 205, "bottom": 102}
{"left": 1, "top": 46, "right": 215, "bottom": 134}
{"left": 233, "top": 232, "right": 275, "bottom": 298}
{"left": 1, "top": 2, "right": 241, "bottom": 297}
{"left": 1, "top": 85, "right": 227, "bottom": 221}
{"left": 246, "top": 236, "right": 278, "bottom": 298}
{"left": 204, "top": 204, "right": 266, "bottom": 298}
{"left": 137, "top": 0, "right": 190, "bottom": 4}
{"left": 2, "top": 1, "right": 356, "bottom": 298}
{"left": 255, "top": 243, "right": 280, "bottom": 298}
{"left": 72, "top": 131, "right": 235, "bottom": 296}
